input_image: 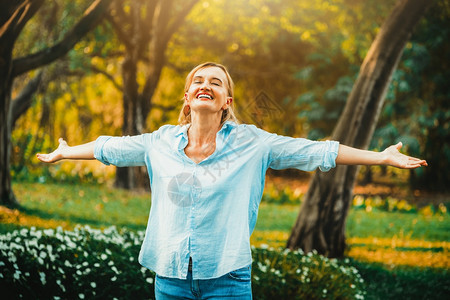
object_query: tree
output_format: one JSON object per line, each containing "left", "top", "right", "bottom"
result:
{"left": 287, "top": 0, "right": 431, "bottom": 257}
{"left": 86, "top": 0, "right": 199, "bottom": 189}
{"left": 0, "top": 0, "right": 111, "bottom": 207}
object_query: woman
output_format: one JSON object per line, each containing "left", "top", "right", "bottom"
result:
{"left": 37, "top": 62, "right": 427, "bottom": 299}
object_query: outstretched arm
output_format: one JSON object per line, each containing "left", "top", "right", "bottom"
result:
{"left": 336, "top": 142, "right": 427, "bottom": 169}
{"left": 36, "top": 138, "right": 95, "bottom": 163}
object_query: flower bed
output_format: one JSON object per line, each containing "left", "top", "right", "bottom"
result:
{"left": 0, "top": 226, "right": 365, "bottom": 299}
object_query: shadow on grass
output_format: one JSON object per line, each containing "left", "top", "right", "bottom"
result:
{"left": 351, "top": 243, "right": 445, "bottom": 253}
{"left": 352, "top": 260, "right": 450, "bottom": 300}
{"left": 18, "top": 206, "right": 146, "bottom": 231}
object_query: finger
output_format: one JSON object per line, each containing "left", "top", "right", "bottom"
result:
{"left": 36, "top": 153, "right": 49, "bottom": 162}
{"left": 58, "top": 138, "right": 68, "bottom": 146}
{"left": 395, "top": 142, "right": 403, "bottom": 151}
{"left": 408, "top": 157, "right": 423, "bottom": 162}
{"left": 406, "top": 159, "right": 427, "bottom": 168}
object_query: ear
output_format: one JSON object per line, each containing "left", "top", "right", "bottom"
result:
{"left": 222, "top": 97, "right": 232, "bottom": 110}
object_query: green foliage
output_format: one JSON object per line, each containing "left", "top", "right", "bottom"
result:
{"left": 373, "top": 1, "right": 450, "bottom": 192}
{"left": 251, "top": 246, "right": 365, "bottom": 300}
{"left": 353, "top": 260, "right": 449, "bottom": 300}
{"left": 0, "top": 226, "right": 366, "bottom": 300}
{"left": 0, "top": 226, "right": 153, "bottom": 299}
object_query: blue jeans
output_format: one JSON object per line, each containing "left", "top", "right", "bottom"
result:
{"left": 155, "top": 265, "right": 252, "bottom": 299}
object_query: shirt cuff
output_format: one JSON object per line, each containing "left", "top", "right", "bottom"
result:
{"left": 94, "top": 136, "right": 112, "bottom": 165}
{"left": 319, "top": 140, "right": 339, "bottom": 172}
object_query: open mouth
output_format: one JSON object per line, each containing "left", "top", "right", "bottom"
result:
{"left": 197, "top": 93, "right": 213, "bottom": 100}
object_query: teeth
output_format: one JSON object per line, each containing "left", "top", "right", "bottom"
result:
{"left": 198, "top": 94, "right": 212, "bottom": 99}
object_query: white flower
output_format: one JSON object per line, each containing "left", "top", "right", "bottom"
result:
{"left": 111, "top": 276, "right": 117, "bottom": 281}
{"left": 101, "top": 254, "right": 108, "bottom": 260}
{"left": 43, "top": 229, "right": 54, "bottom": 236}
{"left": 79, "top": 293, "right": 85, "bottom": 299}
{"left": 146, "top": 277, "right": 153, "bottom": 284}
{"left": 91, "top": 282, "right": 97, "bottom": 288}
{"left": 13, "top": 271, "right": 20, "bottom": 280}
{"left": 39, "top": 272, "right": 46, "bottom": 285}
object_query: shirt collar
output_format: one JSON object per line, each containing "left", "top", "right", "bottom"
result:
{"left": 175, "top": 121, "right": 237, "bottom": 136}
{"left": 174, "top": 121, "right": 237, "bottom": 151}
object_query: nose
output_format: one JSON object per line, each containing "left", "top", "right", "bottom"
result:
{"left": 199, "top": 80, "right": 212, "bottom": 90}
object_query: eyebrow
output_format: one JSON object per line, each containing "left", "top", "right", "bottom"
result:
{"left": 193, "top": 76, "right": 223, "bottom": 83}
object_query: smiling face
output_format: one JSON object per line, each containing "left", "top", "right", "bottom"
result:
{"left": 185, "top": 66, "right": 232, "bottom": 114}
{"left": 178, "top": 62, "right": 239, "bottom": 126}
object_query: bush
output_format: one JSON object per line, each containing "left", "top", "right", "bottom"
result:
{"left": 0, "top": 226, "right": 365, "bottom": 299}
{"left": 0, "top": 226, "right": 153, "bottom": 299}
{"left": 251, "top": 246, "right": 365, "bottom": 299}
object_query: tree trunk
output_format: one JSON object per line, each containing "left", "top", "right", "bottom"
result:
{"left": 287, "top": 0, "right": 431, "bottom": 257}
{"left": 0, "top": 0, "right": 111, "bottom": 207}
{"left": 109, "top": 0, "right": 199, "bottom": 190}
{"left": 0, "top": 0, "right": 44, "bottom": 207}
{"left": 0, "top": 42, "right": 18, "bottom": 207}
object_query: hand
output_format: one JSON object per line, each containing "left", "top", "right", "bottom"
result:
{"left": 36, "top": 138, "right": 69, "bottom": 163}
{"left": 382, "top": 142, "right": 427, "bottom": 169}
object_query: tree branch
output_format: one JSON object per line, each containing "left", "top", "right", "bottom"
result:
{"left": 11, "top": 0, "right": 44, "bottom": 39}
{"left": 11, "top": 0, "right": 112, "bottom": 77}
{"left": 0, "top": 0, "right": 43, "bottom": 43}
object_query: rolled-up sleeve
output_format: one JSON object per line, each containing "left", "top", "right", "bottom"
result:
{"left": 94, "top": 134, "right": 149, "bottom": 167}
{"left": 261, "top": 131, "right": 339, "bottom": 172}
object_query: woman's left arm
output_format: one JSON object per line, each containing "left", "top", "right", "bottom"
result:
{"left": 336, "top": 142, "right": 427, "bottom": 169}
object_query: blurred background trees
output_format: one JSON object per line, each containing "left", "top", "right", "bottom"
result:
{"left": 1, "top": 0, "right": 111, "bottom": 207}
{"left": 8, "top": 0, "right": 449, "bottom": 197}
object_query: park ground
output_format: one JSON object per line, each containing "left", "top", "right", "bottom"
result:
{"left": 1, "top": 171, "right": 449, "bottom": 299}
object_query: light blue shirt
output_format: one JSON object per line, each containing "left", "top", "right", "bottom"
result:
{"left": 94, "top": 121, "right": 339, "bottom": 280}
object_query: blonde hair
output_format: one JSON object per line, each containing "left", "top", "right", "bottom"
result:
{"left": 178, "top": 62, "right": 239, "bottom": 126}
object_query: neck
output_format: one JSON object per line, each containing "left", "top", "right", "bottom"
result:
{"left": 188, "top": 111, "right": 222, "bottom": 145}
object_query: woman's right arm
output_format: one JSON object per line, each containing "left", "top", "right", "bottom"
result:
{"left": 36, "top": 138, "right": 95, "bottom": 163}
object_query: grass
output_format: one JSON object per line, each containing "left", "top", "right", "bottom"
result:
{"left": 2, "top": 182, "right": 450, "bottom": 299}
